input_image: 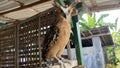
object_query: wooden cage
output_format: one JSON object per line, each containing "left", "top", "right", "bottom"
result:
{"left": 0, "top": 8, "right": 63, "bottom": 68}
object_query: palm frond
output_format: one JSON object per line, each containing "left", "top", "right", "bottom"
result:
{"left": 79, "top": 22, "right": 90, "bottom": 30}
{"left": 87, "top": 13, "right": 96, "bottom": 28}
{"left": 97, "top": 14, "right": 109, "bottom": 23}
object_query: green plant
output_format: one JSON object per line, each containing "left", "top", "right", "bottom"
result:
{"left": 107, "top": 46, "right": 120, "bottom": 65}
{"left": 107, "top": 45, "right": 120, "bottom": 65}
{"left": 79, "top": 13, "right": 109, "bottom": 31}
{"left": 79, "top": 13, "right": 120, "bottom": 65}
{"left": 107, "top": 17, "right": 120, "bottom": 65}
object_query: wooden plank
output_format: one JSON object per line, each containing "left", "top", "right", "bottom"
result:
{"left": 81, "top": 33, "right": 111, "bottom": 40}
{"left": 90, "top": 0, "right": 97, "bottom": 7}
{"left": 49, "top": 60, "right": 78, "bottom": 68}
{"left": 73, "top": 65, "right": 86, "bottom": 68}
{"left": 90, "top": 4, "right": 120, "bottom": 11}
{"left": 0, "top": 1, "right": 20, "bottom": 13}
{"left": 0, "top": 0, "right": 51, "bottom": 15}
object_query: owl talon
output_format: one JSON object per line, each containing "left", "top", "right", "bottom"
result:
{"left": 61, "top": 57, "right": 72, "bottom": 66}
{"left": 54, "top": 57, "right": 66, "bottom": 68}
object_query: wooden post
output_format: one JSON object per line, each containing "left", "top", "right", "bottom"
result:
{"left": 38, "top": 16, "right": 42, "bottom": 68}
{"left": 15, "top": 24, "right": 19, "bottom": 68}
{"left": 67, "top": 41, "right": 72, "bottom": 60}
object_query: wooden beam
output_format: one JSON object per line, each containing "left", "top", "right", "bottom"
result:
{"left": 49, "top": 60, "right": 78, "bottom": 68}
{"left": 90, "top": 4, "right": 120, "bottom": 12}
{"left": 9, "top": 0, "right": 24, "bottom": 7}
{"left": 0, "top": 15, "right": 17, "bottom": 23}
{"left": 0, "top": 0, "right": 51, "bottom": 15}
{"left": 81, "top": 0, "right": 92, "bottom": 15}
{"left": 73, "top": 65, "right": 86, "bottom": 68}
{"left": 90, "top": 0, "right": 97, "bottom": 7}
{"left": 81, "top": 33, "right": 111, "bottom": 40}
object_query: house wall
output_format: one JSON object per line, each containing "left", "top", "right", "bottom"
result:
{"left": 63, "top": 37, "right": 105, "bottom": 68}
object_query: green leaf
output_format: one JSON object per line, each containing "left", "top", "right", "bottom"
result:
{"left": 93, "top": 13, "right": 96, "bottom": 23}
{"left": 97, "top": 14, "right": 109, "bottom": 23}
{"left": 79, "top": 17, "right": 87, "bottom": 24}
{"left": 87, "top": 13, "right": 96, "bottom": 28}
{"left": 79, "top": 13, "right": 109, "bottom": 30}
{"left": 79, "top": 22, "right": 90, "bottom": 30}
{"left": 114, "top": 17, "right": 119, "bottom": 31}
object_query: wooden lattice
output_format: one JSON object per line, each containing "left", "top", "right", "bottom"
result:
{"left": 0, "top": 8, "right": 58, "bottom": 68}
{"left": 0, "top": 25, "right": 16, "bottom": 68}
{"left": 18, "top": 18, "right": 40, "bottom": 68}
